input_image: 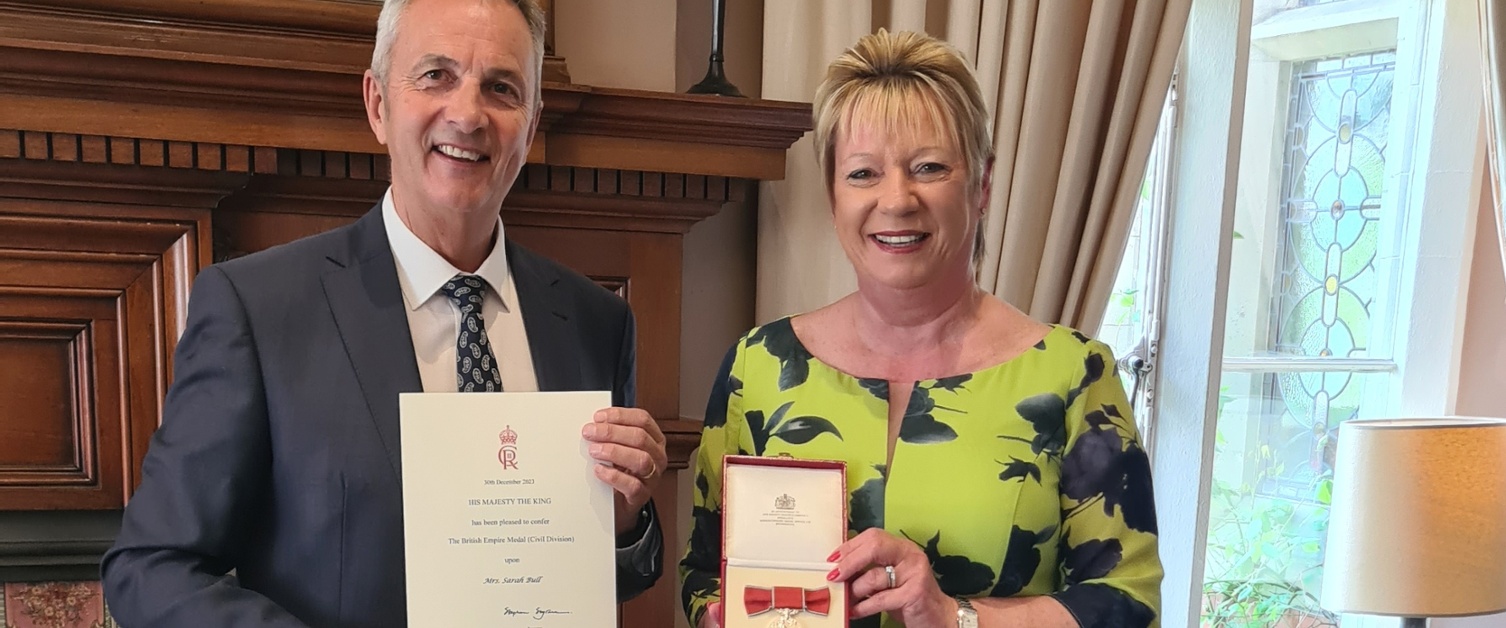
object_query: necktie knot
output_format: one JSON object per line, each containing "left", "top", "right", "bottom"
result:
{"left": 442, "top": 274, "right": 489, "bottom": 305}
{"left": 442, "top": 274, "right": 501, "bottom": 392}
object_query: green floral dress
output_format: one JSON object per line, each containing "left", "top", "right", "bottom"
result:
{"left": 679, "top": 318, "right": 1162, "bottom": 628}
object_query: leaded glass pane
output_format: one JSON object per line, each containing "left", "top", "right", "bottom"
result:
{"left": 1273, "top": 52, "right": 1393, "bottom": 361}
{"left": 1253, "top": 52, "right": 1395, "bottom": 504}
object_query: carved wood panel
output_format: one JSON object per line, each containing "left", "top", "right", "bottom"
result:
{"left": 0, "top": 197, "right": 212, "bottom": 510}
{"left": 0, "top": 159, "right": 236, "bottom": 516}
{"left": 0, "top": 293, "right": 121, "bottom": 511}
{"left": 0, "top": 321, "right": 97, "bottom": 473}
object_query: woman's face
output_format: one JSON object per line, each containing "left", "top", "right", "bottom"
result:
{"left": 830, "top": 112, "right": 985, "bottom": 292}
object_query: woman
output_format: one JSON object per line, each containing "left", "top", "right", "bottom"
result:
{"left": 680, "top": 29, "right": 1162, "bottom": 628}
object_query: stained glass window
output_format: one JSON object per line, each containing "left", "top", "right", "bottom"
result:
{"left": 1259, "top": 51, "right": 1394, "bottom": 499}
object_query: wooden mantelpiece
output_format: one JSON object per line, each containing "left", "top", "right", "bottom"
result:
{"left": 0, "top": 0, "right": 807, "bottom": 178}
{"left": 0, "top": 0, "right": 811, "bottom": 625}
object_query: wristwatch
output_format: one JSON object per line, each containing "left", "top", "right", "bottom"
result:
{"left": 955, "top": 596, "right": 978, "bottom": 628}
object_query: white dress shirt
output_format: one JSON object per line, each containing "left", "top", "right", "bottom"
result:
{"left": 382, "top": 190, "right": 538, "bottom": 394}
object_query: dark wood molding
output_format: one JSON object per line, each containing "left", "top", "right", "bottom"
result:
{"left": 205, "top": 163, "right": 744, "bottom": 233}
{"left": 0, "top": 156, "right": 252, "bottom": 209}
{"left": 504, "top": 190, "right": 723, "bottom": 234}
{"left": 0, "top": 0, "right": 811, "bottom": 178}
{"left": 557, "top": 86, "right": 814, "bottom": 151}
{"left": 5, "top": 0, "right": 381, "bottom": 37}
{"left": 0, "top": 46, "right": 362, "bottom": 118}
{"left": 0, "top": 510, "right": 120, "bottom": 582}
{"left": 660, "top": 419, "right": 704, "bottom": 471}
{"left": 0, "top": 0, "right": 375, "bottom": 72}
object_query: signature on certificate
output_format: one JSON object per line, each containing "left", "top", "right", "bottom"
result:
{"left": 502, "top": 607, "right": 573, "bottom": 621}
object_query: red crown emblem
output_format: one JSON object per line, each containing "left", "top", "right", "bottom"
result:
{"left": 499, "top": 425, "right": 518, "bottom": 446}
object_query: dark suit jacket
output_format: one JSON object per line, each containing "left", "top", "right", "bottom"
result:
{"left": 101, "top": 206, "right": 663, "bottom": 627}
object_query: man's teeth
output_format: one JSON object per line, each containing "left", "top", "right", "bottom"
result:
{"left": 875, "top": 234, "right": 925, "bottom": 245}
{"left": 437, "top": 145, "right": 484, "bottom": 161}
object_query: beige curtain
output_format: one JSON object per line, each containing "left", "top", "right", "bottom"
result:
{"left": 1483, "top": 0, "right": 1506, "bottom": 277}
{"left": 757, "top": 0, "right": 1190, "bottom": 332}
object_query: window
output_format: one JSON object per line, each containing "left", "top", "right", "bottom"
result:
{"left": 1204, "top": 3, "right": 1414, "bottom": 622}
{"left": 1103, "top": 81, "right": 1177, "bottom": 449}
{"left": 1111, "top": 0, "right": 1486, "bottom": 625}
{"left": 1248, "top": 51, "right": 1395, "bottom": 501}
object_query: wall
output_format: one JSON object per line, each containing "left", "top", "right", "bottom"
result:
{"left": 554, "top": 1, "right": 678, "bottom": 90}
{"left": 1455, "top": 174, "right": 1506, "bottom": 418}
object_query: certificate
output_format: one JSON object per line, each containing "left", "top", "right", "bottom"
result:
{"left": 400, "top": 391, "right": 616, "bottom": 627}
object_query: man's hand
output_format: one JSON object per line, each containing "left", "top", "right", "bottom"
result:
{"left": 581, "top": 407, "right": 667, "bottom": 535}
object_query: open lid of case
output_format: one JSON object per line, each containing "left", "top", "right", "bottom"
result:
{"left": 721, "top": 456, "right": 847, "bottom": 564}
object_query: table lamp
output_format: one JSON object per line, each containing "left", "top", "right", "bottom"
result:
{"left": 1321, "top": 417, "right": 1506, "bottom": 627}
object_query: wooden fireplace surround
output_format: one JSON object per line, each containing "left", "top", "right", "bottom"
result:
{"left": 0, "top": 1, "right": 810, "bottom": 625}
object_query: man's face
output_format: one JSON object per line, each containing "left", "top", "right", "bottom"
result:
{"left": 363, "top": 0, "right": 539, "bottom": 223}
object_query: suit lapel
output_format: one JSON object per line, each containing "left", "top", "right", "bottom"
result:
{"left": 508, "top": 241, "right": 581, "bottom": 391}
{"left": 322, "top": 207, "right": 422, "bottom": 480}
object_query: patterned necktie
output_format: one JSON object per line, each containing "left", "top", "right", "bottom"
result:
{"left": 441, "top": 274, "right": 503, "bottom": 392}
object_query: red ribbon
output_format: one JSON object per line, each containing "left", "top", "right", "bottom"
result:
{"left": 743, "top": 586, "right": 831, "bottom": 616}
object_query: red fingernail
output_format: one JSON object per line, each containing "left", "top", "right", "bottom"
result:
{"left": 827, "top": 550, "right": 840, "bottom": 561}
{"left": 827, "top": 568, "right": 839, "bottom": 581}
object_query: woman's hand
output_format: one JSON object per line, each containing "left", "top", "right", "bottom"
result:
{"left": 697, "top": 601, "right": 723, "bottom": 628}
{"left": 830, "top": 528, "right": 960, "bottom": 628}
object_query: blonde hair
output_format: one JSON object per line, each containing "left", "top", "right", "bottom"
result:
{"left": 812, "top": 29, "right": 994, "bottom": 191}
{"left": 371, "top": 0, "right": 547, "bottom": 102}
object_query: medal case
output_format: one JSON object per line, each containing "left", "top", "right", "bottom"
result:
{"left": 720, "top": 455, "right": 850, "bottom": 628}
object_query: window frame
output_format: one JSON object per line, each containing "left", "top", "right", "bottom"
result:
{"left": 1147, "top": 0, "right": 1485, "bottom": 625}
{"left": 1101, "top": 76, "right": 1180, "bottom": 457}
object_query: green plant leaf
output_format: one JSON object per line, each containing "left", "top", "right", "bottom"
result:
{"left": 1316, "top": 479, "right": 1333, "bottom": 505}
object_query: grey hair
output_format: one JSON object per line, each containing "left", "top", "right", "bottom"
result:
{"left": 371, "top": 0, "right": 547, "bottom": 100}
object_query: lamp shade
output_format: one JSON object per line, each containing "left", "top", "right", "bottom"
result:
{"left": 1321, "top": 417, "right": 1506, "bottom": 617}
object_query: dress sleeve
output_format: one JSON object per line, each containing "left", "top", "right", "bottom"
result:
{"left": 1049, "top": 340, "right": 1164, "bottom": 628}
{"left": 679, "top": 341, "right": 744, "bottom": 627}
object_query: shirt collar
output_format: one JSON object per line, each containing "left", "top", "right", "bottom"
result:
{"left": 382, "top": 188, "right": 513, "bottom": 313}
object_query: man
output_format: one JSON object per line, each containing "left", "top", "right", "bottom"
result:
{"left": 100, "top": 1, "right": 666, "bottom": 625}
